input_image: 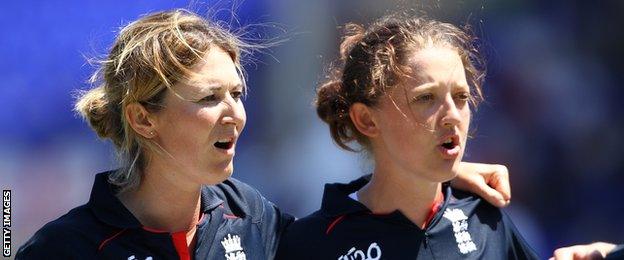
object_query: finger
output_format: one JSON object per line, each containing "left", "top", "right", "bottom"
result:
{"left": 553, "top": 246, "right": 576, "bottom": 260}
{"left": 474, "top": 181, "right": 507, "bottom": 208}
{"left": 486, "top": 165, "right": 511, "bottom": 201}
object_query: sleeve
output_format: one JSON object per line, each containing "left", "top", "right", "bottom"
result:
{"left": 274, "top": 223, "right": 304, "bottom": 260}
{"left": 274, "top": 225, "right": 293, "bottom": 260}
{"left": 253, "top": 189, "right": 295, "bottom": 260}
{"left": 501, "top": 211, "right": 541, "bottom": 260}
{"left": 220, "top": 178, "right": 296, "bottom": 259}
{"left": 275, "top": 215, "right": 325, "bottom": 260}
{"left": 606, "top": 244, "right": 624, "bottom": 260}
{"left": 16, "top": 224, "right": 84, "bottom": 260}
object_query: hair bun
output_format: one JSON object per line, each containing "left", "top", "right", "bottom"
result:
{"left": 74, "top": 86, "right": 123, "bottom": 146}
{"left": 316, "top": 80, "right": 349, "bottom": 123}
{"left": 316, "top": 80, "right": 360, "bottom": 151}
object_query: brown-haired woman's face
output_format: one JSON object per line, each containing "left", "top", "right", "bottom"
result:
{"left": 371, "top": 46, "right": 470, "bottom": 182}
{"left": 152, "top": 47, "right": 246, "bottom": 185}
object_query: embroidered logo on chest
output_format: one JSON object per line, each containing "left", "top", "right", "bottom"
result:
{"left": 127, "top": 256, "right": 152, "bottom": 260}
{"left": 443, "top": 208, "right": 477, "bottom": 254}
{"left": 221, "top": 234, "right": 246, "bottom": 260}
{"left": 337, "top": 242, "right": 381, "bottom": 260}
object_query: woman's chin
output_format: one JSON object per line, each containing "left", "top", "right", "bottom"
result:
{"left": 195, "top": 163, "right": 234, "bottom": 185}
{"left": 432, "top": 160, "right": 461, "bottom": 182}
{"left": 430, "top": 170, "right": 457, "bottom": 183}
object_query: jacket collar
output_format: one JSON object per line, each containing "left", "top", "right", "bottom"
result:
{"left": 87, "top": 170, "right": 224, "bottom": 229}
{"left": 320, "top": 175, "right": 373, "bottom": 217}
{"left": 320, "top": 174, "right": 452, "bottom": 219}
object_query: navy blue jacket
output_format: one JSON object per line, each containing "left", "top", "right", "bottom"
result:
{"left": 17, "top": 171, "right": 294, "bottom": 259}
{"left": 276, "top": 176, "right": 539, "bottom": 260}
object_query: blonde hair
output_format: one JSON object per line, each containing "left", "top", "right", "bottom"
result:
{"left": 75, "top": 9, "right": 248, "bottom": 192}
{"left": 316, "top": 13, "right": 485, "bottom": 151}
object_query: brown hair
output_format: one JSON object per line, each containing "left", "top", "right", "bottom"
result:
{"left": 316, "top": 13, "right": 485, "bottom": 152}
{"left": 75, "top": 9, "right": 248, "bottom": 192}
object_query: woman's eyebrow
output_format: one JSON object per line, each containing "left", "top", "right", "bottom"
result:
{"left": 406, "top": 82, "right": 470, "bottom": 93}
{"left": 199, "top": 81, "right": 243, "bottom": 90}
{"left": 189, "top": 82, "right": 242, "bottom": 95}
{"left": 450, "top": 82, "right": 470, "bottom": 90}
{"left": 410, "top": 82, "right": 438, "bottom": 91}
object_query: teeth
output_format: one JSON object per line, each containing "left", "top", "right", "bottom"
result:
{"left": 443, "top": 138, "right": 453, "bottom": 144}
{"left": 217, "top": 138, "right": 231, "bottom": 143}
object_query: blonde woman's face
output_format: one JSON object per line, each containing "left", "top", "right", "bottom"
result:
{"left": 371, "top": 47, "right": 471, "bottom": 182}
{"left": 153, "top": 47, "right": 246, "bottom": 185}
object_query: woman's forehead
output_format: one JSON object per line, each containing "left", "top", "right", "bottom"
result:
{"left": 190, "top": 47, "right": 241, "bottom": 85}
{"left": 173, "top": 79, "right": 243, "bottom": 98}
{"left": 408, "top": 47, "right": 463, "bottom": 71}
{"left": 172, "top": 48, "right": 243, "bottom": 97}
{"left": 403, "top": 47, "right": 468, "bottom": 86}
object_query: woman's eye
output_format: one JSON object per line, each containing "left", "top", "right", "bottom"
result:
{"left": 231, "top": 91, "right": 243, "bottom": 100}
{"left": 455, "top": 92, "right": 471, "bottom": 101}
{"left": 413, "top": 94, "right": 434, "bottom": 102}
{"left": 199, "top": 95, "right": 218, "bottom": 103}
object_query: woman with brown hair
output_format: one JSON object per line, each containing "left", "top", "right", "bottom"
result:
{"left": 17, "top": 9, "right": 514, "bottom": 259}
{"left": 277, "top": 13, "right": 538, "bottom": 259}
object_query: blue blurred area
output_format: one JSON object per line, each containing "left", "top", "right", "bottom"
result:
{"left": 2, "top": 0, "right": 623, "bottom": 258}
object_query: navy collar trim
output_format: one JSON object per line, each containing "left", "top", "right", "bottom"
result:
{"left": 320, "top": 175, "right": 373, "bottom": 217}
{"left": 320, "top": 174, "right": 453, "bottom": 219}
{"left": 87, "top": 171, "right": 224, "bottom": 229}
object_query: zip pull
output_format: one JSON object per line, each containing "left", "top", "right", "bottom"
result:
{"left": 423, "top": 232, "right": 430, "bottom": 248}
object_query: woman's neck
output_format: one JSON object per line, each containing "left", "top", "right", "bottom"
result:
{"left": 118, "top": 162, "right": 202, "bottom": 241}
{"left": 357, "top": 161, "right": 442, "bottom": 228}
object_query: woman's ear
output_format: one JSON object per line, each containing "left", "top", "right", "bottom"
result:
{"left": 125, "top": 103, "right": 157, "bottom": 138}
{"left": 350, "top": 103, "right": 380, "bottom": 138}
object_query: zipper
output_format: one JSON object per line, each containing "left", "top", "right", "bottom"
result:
{"left": 423, "top": 231, "right": 437, "bottom": 259}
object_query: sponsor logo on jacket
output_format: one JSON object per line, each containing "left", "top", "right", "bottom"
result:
{"left": 337, "top": 242, "right": 381, "bottom": 260}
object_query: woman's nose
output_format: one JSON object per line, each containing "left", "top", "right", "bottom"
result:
{"left": 221, "top": 93, "right": 246, "bottom": 127}
{"left": 439, "top": 95, "right": 462, "bottom": 129}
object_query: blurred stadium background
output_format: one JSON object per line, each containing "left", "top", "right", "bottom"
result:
{"left": 1, "top": 0, "right": 623, "bottom": 258}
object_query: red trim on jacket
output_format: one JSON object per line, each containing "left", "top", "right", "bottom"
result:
{"left": 140, "top": 213, "right": 207, "bottom": 260}
{"left": 325, "top": 215, "right": 347, "bottom": 235}
{"left": 171, "top": 231, "right": 190, "bottom": 260}
{"left": 423, "top": 190, "right": 444, "bottom": 229}
{"left": 326, "top": 189, "right": 444, "bottom": 234}
{"left": 98, "top": 229, "right": 127, "bottom": 251}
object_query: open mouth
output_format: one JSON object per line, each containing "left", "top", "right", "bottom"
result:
{"left": 441, "top": 138, "right": 456, "bottom": 149}
{"left": 438, "top": 135, "right": 461, "bottom": 159}
{"left": 440, "top": 135, "right": 459, "bottom": 150}
{"left": 214, "top": 138, "right": 234, "bottom": 150}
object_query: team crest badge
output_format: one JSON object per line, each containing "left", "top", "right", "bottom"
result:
{"left": 221, "top": 234, "right": 246, "bottom": 260}
{"left": 443, "top": 208, "right": 477, "bottom": 254}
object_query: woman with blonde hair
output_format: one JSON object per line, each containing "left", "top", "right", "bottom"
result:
{"left": 17, "top": 9, "right": 292, "bottom": 259}
{"left": 18, "top": 9, "right": 514, "bottom": 259}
